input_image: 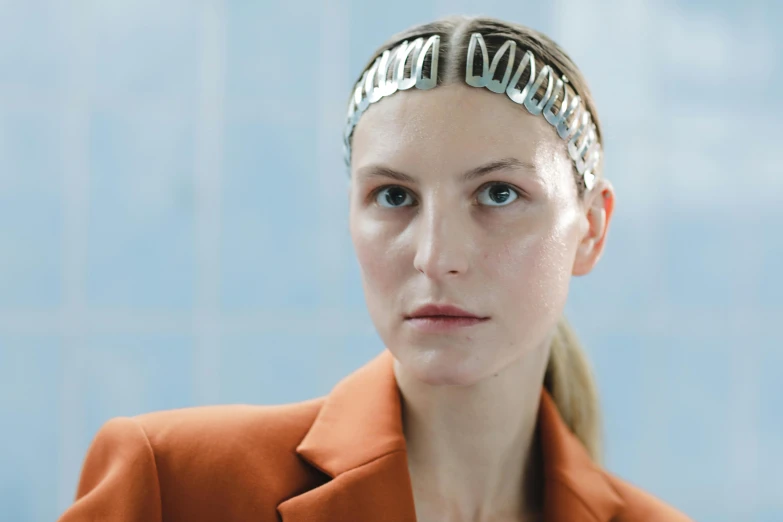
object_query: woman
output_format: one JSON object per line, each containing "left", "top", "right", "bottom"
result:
{"left": 58, "top": 15, "right": 692, "bottom": 522}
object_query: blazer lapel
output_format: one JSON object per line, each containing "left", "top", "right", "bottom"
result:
{"left": 277, "top": 349, "right": 625, "bottom": 522}
{"left": 538, "top": 390, "right": 625, "bottom": 522}
{"left": 277, "top": 350, "right": 417, "bottom": 522}
{"left": 276, "top": 449, "right": 416, "bottom": 522}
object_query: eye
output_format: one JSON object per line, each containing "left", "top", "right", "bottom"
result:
{"left": 476, "top": 182, "right": 520, "bottom": 207}
{"left": 372, "top": 182, "right": 523, "bottom": 209}
{"left": 374, "top": 186, "right": 415, "bottom": 208}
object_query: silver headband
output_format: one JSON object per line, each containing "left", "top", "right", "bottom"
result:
{"left": 343, "top": 33, "right": 601, "bottom": 191}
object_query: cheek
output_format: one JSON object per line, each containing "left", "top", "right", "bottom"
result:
{"left": 491, "top": 225, "right": 574, "bottom": 319}
{"left": 350, "top": 214, "right": 404, "bottom": 293}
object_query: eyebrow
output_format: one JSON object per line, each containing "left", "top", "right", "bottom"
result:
{"left": 357, "top": 157, "right": 538, "bottom": 184}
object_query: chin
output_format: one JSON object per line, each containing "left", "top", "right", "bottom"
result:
{"left": 393, "top": 343, "right": 492, "bottom": 387}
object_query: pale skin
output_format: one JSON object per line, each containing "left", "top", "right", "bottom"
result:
{"left": 348, "top": 83, "right": 615, "bottom": 522}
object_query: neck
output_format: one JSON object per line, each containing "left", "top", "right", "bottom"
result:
{"left": 394, "top": 344, "right": 551, "bottom": 522}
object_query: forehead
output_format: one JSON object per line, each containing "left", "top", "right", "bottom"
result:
{"left": 350, "top": 83, "right": 570, "bottom": 180}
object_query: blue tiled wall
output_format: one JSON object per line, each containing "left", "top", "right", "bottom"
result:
{"left": 1, "top": 1, "right": 780, "bottom": 520}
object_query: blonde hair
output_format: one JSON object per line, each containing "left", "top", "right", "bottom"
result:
{"left": 346, "top": 15, "right": 605, "bottom": 460}
{"left": 345, "top": 14, "right": 605, "bottom": 196}
{"left": 545, "top": 316, "right": 602, "bottom": 462}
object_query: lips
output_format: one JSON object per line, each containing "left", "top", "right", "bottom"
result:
{"left": 406, "top": 303, "right": 486, "bottom": 320}
{"left": 404, "top": 313, "right": 489, "bottom": 333}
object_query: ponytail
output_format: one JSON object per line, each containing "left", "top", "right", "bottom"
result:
{"left": 544, "top": 315, "right": 603, "bottom": 463}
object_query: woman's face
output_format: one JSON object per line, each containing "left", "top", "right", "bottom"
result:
{"left": 349, "top": 83, "right": 606, "bottom": 386}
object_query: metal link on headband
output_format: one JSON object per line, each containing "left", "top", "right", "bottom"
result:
{"left": 343, "top": 32, "right": 600, "bottom": 191}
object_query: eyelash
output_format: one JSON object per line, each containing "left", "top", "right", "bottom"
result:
{"left": 369, "top": 182, "right": 526, "bottom": 209}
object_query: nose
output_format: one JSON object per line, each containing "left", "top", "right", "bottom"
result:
{"left": 412, "top": 201, "right": 470, "bottom": 280}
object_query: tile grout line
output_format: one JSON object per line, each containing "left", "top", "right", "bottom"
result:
{"left": 56, "top": 5, "right": 95, "bottom": 514}
{"left": 192, "top": 0, "right": 226, "bottom": 406}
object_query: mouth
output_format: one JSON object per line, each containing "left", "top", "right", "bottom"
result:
{"left": 408, "top": 314, "right": 485, "bottom": 319}
{"left": 406, "top": 303, "right": 486, "bottom": 320}
{"left": 404, "top": 315, "right": 490, "bottom": 332}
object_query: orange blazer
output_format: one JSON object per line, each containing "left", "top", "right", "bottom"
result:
{"left": 57, "top": 349, "right": 692, "bottom": 522}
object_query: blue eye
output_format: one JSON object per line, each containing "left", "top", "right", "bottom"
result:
{"left": 375, "top": 186, "right": 414, "bottom": 208}
{"left": 373, "top": 183, "right": 521, "bottom": 208}
{"left": 477, "top": 183, "right": 520, "bottom": 206}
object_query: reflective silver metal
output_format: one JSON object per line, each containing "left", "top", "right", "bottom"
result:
{"left": 343, "top": 35, "right": 440, "bottom": 166}
{"left": 506, "top": 49, "right": 536, "bottom": 105}
{"left": 523, "top": 65, "right": 554, "bottom": 116}
{"left": 486, "top": 40, "right": 516, "bottom": 93}
{"left": 343, "top": 32, "right": 601, "bottom": 191}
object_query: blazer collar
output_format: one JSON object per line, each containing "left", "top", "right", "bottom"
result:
{"left": 277, "top": 349, "right": 624, "bottom": 522}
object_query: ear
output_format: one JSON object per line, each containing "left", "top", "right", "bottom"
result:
{"left": 572, "top": 178, "right": 615, "bottom": 276}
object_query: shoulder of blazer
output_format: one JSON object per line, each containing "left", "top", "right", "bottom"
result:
{"left": 133, "top": 397, "right": 325, "bottom": 449}
{"left": 603, "top": 471, "right": 694, "bottom": 522}
{"left": 131, "top": 398, "right": 330, "bottom": 519}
